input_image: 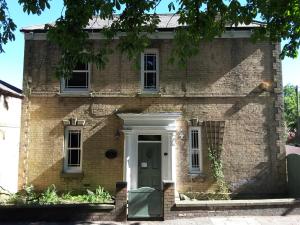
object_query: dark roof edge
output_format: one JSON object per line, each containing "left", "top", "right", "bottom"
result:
{"left": 0, "top": 80, "right": 22, "bottom": 94}
{"left": 20, "top": 26, "right": 259, "bottom": 33}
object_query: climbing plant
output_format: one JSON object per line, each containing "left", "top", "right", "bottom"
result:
{"left": 208, "top": 146, "right": 229, "bottom": 197}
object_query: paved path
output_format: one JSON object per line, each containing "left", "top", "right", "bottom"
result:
{"left": 2, "top": 216, "right": 300, "bottom": 225}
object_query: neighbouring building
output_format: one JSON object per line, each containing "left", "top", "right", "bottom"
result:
{"left": 0, "top": 80, "right": 23, "bottom": 193}
{"left": 19, "top": 14, "right": 286, "bottom": 219}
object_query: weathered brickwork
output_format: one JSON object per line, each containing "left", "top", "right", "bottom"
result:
{"left": 115, "top": 181, "right": 127, "bottom": 221}
{"left": 163, "top": 181, "right": 175, "bottom": 220}
{"left": 19, "top": 37, "right": 287, "bottom": 197}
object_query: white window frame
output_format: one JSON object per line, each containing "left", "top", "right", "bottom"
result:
{"left": 189, "top": 126, "right": 203, "bottom": 174}
{"left": 61, "top": 63, "right": 91, "bottom": 93}
{"left": 64, "top": 126, "right": 83, "bottom": 173}
{"left": 141, "top": 49, "right": 159, "bottom": 93}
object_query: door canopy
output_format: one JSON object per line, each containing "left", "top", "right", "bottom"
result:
{"left": 117, "top": 113, "right": 181, "bottom": 131}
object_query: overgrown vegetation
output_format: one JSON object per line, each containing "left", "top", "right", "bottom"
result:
{"left": 182, "top": 146, "right": 230, "bottom": 201}
{"left": 208, "top": 147, "right": 230, "bottom": 199}
{"left": 0, "top": 184, "right": 113, "bottom": 205}
{"left": 284, "top": 84, "right": 299, "bottom": 143}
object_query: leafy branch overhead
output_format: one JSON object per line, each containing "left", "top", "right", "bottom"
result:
{"left": 0, "top": 0, "right": 300, "bottom": 76}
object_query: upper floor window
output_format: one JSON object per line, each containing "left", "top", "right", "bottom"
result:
{"left": 64, "top": 126, "right": 83, "bottom": 173}
{"left": 61, "top": 63, "right": 90, "bottom": 92}
{"left": 141, "top": 49, "right": 159, "bottom": 93}
{"left": 189, "top": 127, "right": 202, "bottom": 174}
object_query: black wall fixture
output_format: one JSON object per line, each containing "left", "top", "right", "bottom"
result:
{"left": 105, "top": 149, "right": 118, "bottom": 159}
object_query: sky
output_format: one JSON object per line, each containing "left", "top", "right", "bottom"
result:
{"left": 0, "top": 1, "right": 299, "bottom": 89}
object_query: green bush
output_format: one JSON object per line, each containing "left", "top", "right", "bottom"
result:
{"left": 39, "top": 185, "right": 60, "bottom": 204}
{"left": 0, "top": 184, "right": 113, "bottom": 205}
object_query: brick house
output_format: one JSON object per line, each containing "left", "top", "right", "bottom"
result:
{"left": 19, "top": 14, "right": 286, "bottom": 218}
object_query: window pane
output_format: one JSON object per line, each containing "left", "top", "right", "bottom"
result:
{"left": 66, "top": 72, "right": 88, "bottom": 88}
{"left": 144, "top": 72, "right": 156, "bottom": 89}
{"left": 145, "top": 54, "right": 156, "bottom": 70}
{"left": 138, "top": 135, "right": 161, "bottom": 141}
{"left": 68, "top": 149, "right": 81, "bottom": 166}
{"left": 68, "top": 130, "right": 81, "bottom": 148}
{"left": 190, "top": 128, "right": 200, "bottom": 171}
{"left": 191, "top": 130, "right": 199, "bottom": 149}
{"left": 192, "top": 151, "right": 199, "bottom": 168}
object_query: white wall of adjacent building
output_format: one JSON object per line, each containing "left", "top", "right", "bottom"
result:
{"left": 0, "top": 96, "right": 21, "bottom": 193}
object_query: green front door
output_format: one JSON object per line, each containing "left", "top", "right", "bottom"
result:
{"left": 128, "top": 135, "right": 162, "bottom": 219}
{"left": 138, "top": 142, "right": 161, "bottom": 189}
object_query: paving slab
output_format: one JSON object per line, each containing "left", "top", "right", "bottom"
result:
{"left": 1, "top": 216, "right": 300, "bottom": 225}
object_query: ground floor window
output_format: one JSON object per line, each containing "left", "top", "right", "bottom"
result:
{"left": 64, "top": 127, "right": 83, "bottom": 173}
{"left": 189, "top": 127, "right": 202, "bottom": 173}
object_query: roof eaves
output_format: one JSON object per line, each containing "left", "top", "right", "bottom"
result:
{"left": 0, "top": 80, "right": 23, "bottom": 96}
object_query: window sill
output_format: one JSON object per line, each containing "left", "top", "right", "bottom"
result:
{"left": 58, "top": 91, "right": 91, "bottom": 97}
{"left": 61, "top": 172, "right": 84, "bottom": 178}
{"left": 188, "top": 172, "right": 207, "bottom": 179}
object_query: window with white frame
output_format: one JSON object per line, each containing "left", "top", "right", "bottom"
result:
{"left": 141, "top": 49, "right": 159, "bottom": 92}
{"left": 189, "top": 127, "right": 202, "bottom": 173}
{"left": 61, "top": 63, "right": 90, "bottom": 92}
{"left": 64, "top": 127, "right": 83, "bottom": 173}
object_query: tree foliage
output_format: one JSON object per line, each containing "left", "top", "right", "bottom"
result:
{"left": 284, "top": 84, "right": 299, "bottom": 131}
{"left": 0, "top": 0, "right": 300, "bottom": 76}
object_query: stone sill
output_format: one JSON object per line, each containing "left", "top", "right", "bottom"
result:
{"left": 58, "top": 92, "right": 91, "bottom": 97}
{"left": 175, "top": 198, "right": 300, "bottom": 208}
{"left": 188, "top": 172, "right": 206, "bottom": 177}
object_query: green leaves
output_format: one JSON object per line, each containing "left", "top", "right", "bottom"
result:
{"left": 1, "top": 0, "right": 300, "bottom": 75}
{"left": 0, "top": 0, "right": 16, "bottom": 53}
{"left": 18, "top": 0, "right": 50, "bottom": 15}
{"left": 284, "top": 84, "right": 299, "bottom": 131}
{"left": 208, "top": 147, "right": 230, "bottom": 194}
{"left": 168, "top": 2, "right": 175, "bottom": 12}
{"left": 3, "top": 184, "right": 113, "bottom": 205}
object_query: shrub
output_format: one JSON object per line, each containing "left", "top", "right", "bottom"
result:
{"left": 39, "top": 185, "right": 60, "bottom": 205}
{"left": 0, "top": 184, "right": 113, "bottom": 205}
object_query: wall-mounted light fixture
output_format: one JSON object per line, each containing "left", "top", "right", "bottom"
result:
{"left": 115, "top": 129, "right": 121, "bottom": 139}
{"left": 259, "top": 80, "right": 273, "bottom": 92}
{"left": 189, "top": 118, "right": 199, "bottom": 126}
{"left": 178, "top": 129, "right": 185, "bottom": 140}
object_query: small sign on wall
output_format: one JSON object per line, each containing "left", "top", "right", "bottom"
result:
{"left": 141, "top": 162, "right": 148, "bottom": 168}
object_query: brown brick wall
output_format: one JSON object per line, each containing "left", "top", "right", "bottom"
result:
{"left": 163, "top": 181, "right": 175, "bottom": 220}
{"left": 19, "top": 37, "right": 286, "bottom": 196}
{"left": 25, "top": 39, "right": 274, "bottom": 97}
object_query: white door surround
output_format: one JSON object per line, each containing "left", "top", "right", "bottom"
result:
{"left": 117, "top": 113, "right": 181, "bottom": 190}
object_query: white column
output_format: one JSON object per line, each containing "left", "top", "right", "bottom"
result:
{"left": 167, "top": 131, "right": 176, "bottom": 183}
{"left": 123, "top": 130, "right": 137, "bottom": 190}
{"left": 161, "top": 133, "right": 168, "bottom": 182}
